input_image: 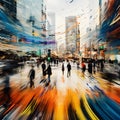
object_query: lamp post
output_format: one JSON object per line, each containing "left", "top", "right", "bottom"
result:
{"left": 47, "top": 49, "right": 51, "bottom": 62}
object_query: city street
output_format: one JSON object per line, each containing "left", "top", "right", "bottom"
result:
{"left": 0, "top": 62, "right": 120, "bottom": 119}
{"left": 0, "top": 0, "right": 120, "bottom": 119}
{"left": 6, "top": 62, "right": 106, "bottom": 90}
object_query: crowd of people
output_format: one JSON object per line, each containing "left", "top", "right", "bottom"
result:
{"left": 81, "top": 59, "right": 105, "bottom": 77}
{"left": 27, "top": 58, "right": 106, "bottom": 88}
{"left": 1, "top": 57, "right": 119, "bottom": 107}
{"left": 27, "top": 58, "right": 107, "bottom": 89}
{"left": 27, "top": 60, "right": 73, "bottom": 88}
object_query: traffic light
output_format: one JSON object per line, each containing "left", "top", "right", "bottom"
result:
{"left": 48, "top": 49, "right": 51, "bottom": 57}
{"left": 99, "top": 45, "right": 104, "bottom": 50}
{"left": 47, "top": 57, "right": 51, "bottom": 61}
{"left": 47, "top": 49, "right": 51, "bottom": 62}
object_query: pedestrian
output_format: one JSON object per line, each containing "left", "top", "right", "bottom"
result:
{"left": 100, "top": 60, "right": 104, "bottom": 72}
{"left": 77, "top": 61, "right": 80, "bottom": 70}
{"left": 46, "top": 63, "right": 52, "bottom": 83}
{"left": 67, "top": 62, "right": 71, "bottom": 77}
{"left": 37, "top": 59, "right": 40, "bottom": 68}
{"left": 62, "top": 62, "right": 65, "bottom": 75}
{"left": 88, "top": 60, "right": 92, "bottom": 77}
{"left": 28, "top": 65, "right": 35, "bottom": 88}
{"left": 97, "top": 60, "right": 100, "bottom": 71}
{"left": 41, "top": 61, "right": 46, "bottom": 79}
{"left": 93, "top": 59, "right": 96, "bottom": 74}
{"left": 56, "top": 59, "right": 59, "bottom": 66}
{"left": 81, "top": 61, "right": 86, "bottom": 76}
{"left": 54, "top": 59, "right": 56, "bottom": 66}
{"left": 3, "top": 70, "right": 11, "bottom": 106}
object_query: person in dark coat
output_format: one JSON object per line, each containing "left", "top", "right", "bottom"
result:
{"left": 46, "top": 64, "right": 52, "bottom": 83}
{"left": 62, "top": 62, "right": 65, "bottom": 75}
{"left": 28, "top": 65, "right": 35, "bottom": 88}
{"left": 100, "top": 60, "right": 104, "bottom": 72}
{"left": 67, "top": 62, "right": 71, "bottom": 77}
{"left": 41, "top": 61, "right": 46, "bottom": 77}
{"left": 3, "top": 71, "right": 11, "bottom": 106}
{"left": 88, "top": 61, "right": 92, "bottom": 77}
{"left": 77, "top": 61, "right": 80, "bottom": 70}
{"left": 56, "top": 59, "right": 59, "bottom": 66}
{"left": 93, "top": 59, "right": 96, "bottom": 74}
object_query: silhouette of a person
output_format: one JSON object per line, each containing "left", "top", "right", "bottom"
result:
{"left": 62, "top": 63, "right": 65, "bottom": 75}
{"left": 67, "top": 62, "right": 71, "bottom": 77}
{"left": 28, "top": 65, "right": 35, "bottom": 88}
{"left": 3, "top": 71, "right": 11, "bottom": 106}
{"left": 46, "top": 64, "right": 52, "bottom": 83}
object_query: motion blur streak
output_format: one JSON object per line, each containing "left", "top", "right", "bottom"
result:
{"left": 0, "top": 81, "right": 120, "bottom": 120}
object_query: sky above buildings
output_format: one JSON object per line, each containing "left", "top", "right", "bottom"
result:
{"left": 16, "top": 0, "right": 99, "bottom": 47}
{"left": 46, "top": 0, "right": 99, "bottom": 46}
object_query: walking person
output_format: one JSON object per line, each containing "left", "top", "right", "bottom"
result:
{"left": 67, "top": 62, "right": 71, "bottom": 77}
{"left": 81, "top": 61, "right": 86, "bottom": 77}
{"left": 56, "top": 59, "right": 59, "bottom": 67}
{"left": 41, "top": 61, "right": 46, "bottom": 79}
{"left": 62, "top": 62, "right": 65, "bottom": 75}
{"left": 77, "top": 61, "right": 80, "bottom": 70}
{"left": 46, "top": 64, "right": 52, "bottom": 83}
{"left": 3, "top": 70, "right": 11, "bottom": 106}
{"left": 93, "top": 59, "right": 96, "bottom": 74}
{"left": 97, "top": 60, "right": 100, "bottom": 71}
{"left": 54, "top": 59, "right": 56, "bottom": 66}
{"left": 100, "top": 60, "right": 104, "bottom": 72}
{"left": 88, "top": 60, "right": 93, "bottom": 77}
{"left": 37, "top": 59, "right": 40, "bottom": 68}
{"left": 28, "top": 65, "right": 35, "bottom": 88}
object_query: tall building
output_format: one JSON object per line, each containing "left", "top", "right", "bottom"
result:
{"left": 47, "top": 12, "right": 55, "bottom": 40}
{"left": 47, "top": 12, "right": 56, "bottom": 50}
{"left": 65, "top": 16, "right": 79, "bottom": 54}
{"left": 0, "top": 0, "right": 17, "bottom": 42}
{"left": 17, "top": 0, "right": 47, "bottom": 37}
{"left": 99, "top": 0, "right": 120, "bottom": 60}
{"left": 76, "top": 24, "right": 80, "bottom": 54}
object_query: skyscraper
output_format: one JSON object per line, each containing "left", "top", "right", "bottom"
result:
{"left": 76, "top": 24, "right": 80, "bottom": 54}
{"left": 17, "top": 0, "right": 47, "bottom": 37}
{"left": 47, "top": 12, "right": 56, "bottom": 50}
{"left": 0, "top": 0, "right": 17, "bottom": 41}
{"left": 47, "top": 12, "right": 55, "bottom": 40}
{"left": 65, "top": 16, "right": 79, "bottom": 54}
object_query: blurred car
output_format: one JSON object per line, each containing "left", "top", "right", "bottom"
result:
{"left": 0, "top": 61, "right": 6, "bottom": 68}
{"left": 0, "top": 60, "right": 20, "bottom": 75}
{"left": 26, "top": 58, "right": 37, "bottom": 64}
{"left": 101, "top": 63, "right": 120, "bottom": 81}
